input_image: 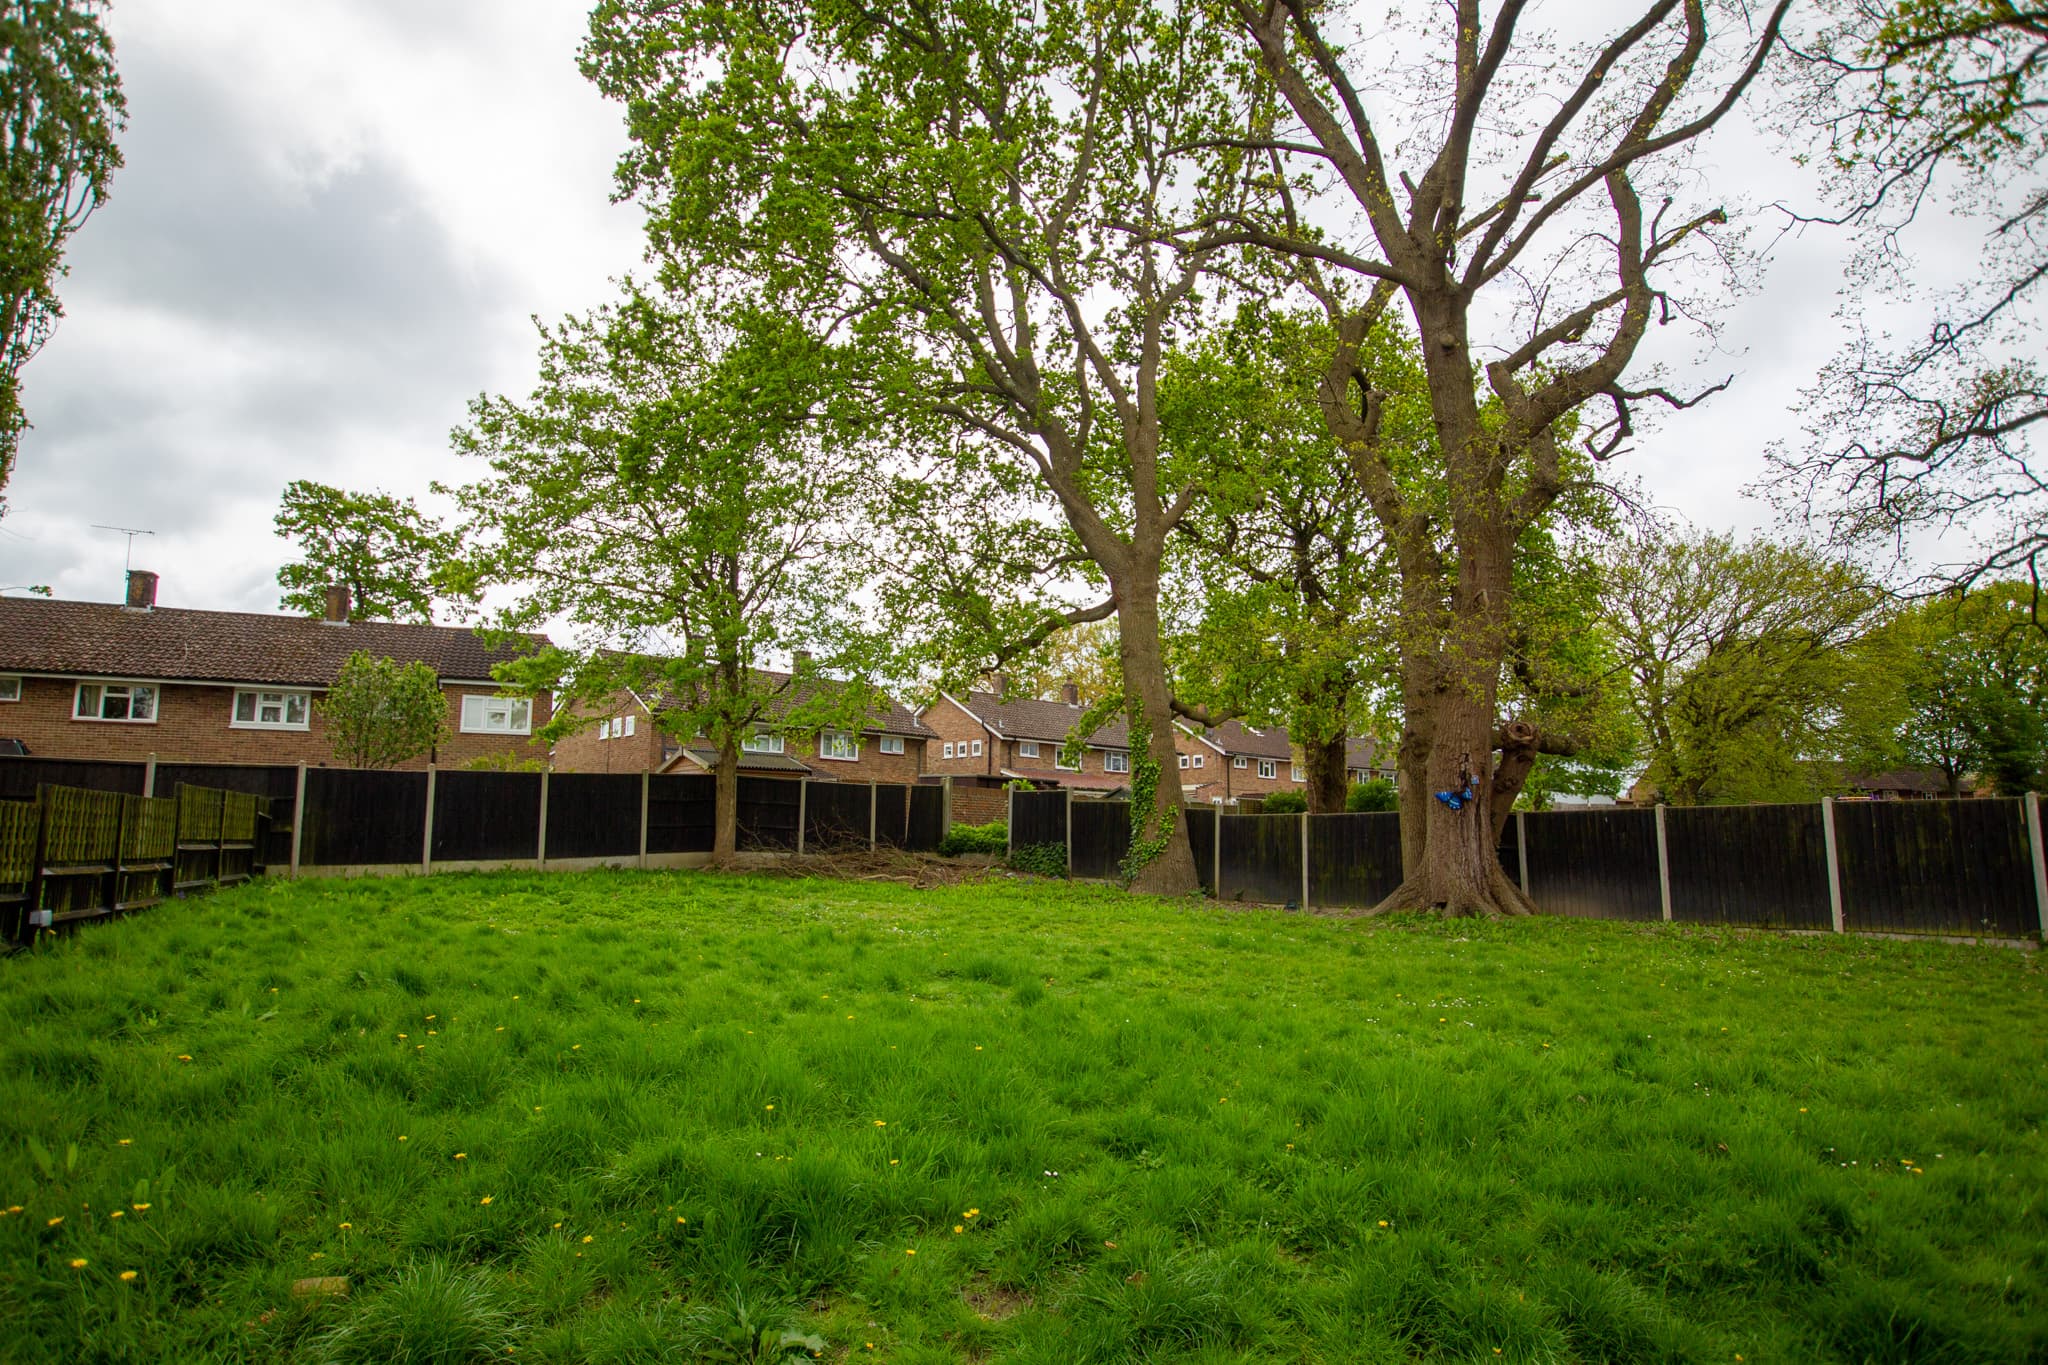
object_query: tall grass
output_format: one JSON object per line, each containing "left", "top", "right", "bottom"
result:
{"left": 0, "top": 870, "right": 2041, "bottom": 1362}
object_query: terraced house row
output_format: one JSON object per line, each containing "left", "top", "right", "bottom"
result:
{"left": 0, "top": 578, "right": 1394, "bottom": 804}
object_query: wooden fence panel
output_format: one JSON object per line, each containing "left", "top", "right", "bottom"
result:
{"left": 1070, "top": 799, "right": 1131, "bottom": 879}
{"left": 1307, "top": 812, "right": 1403, "bottom": 909}
{"left": 36, "top": 784, "right": 121, "bottom": 921}
{"left": 0, "top": 800, "right": 38, "bottom": 941}
{"left": 117, "top": 795, "right": 176, "bottom": 910}
{"left": 173, "top": 785, "right": 226, "bottom": 891}
{"left": 804, "top": 782, "right": 872, "bottom": 851}
{"left": 1010, "top": 790, "right": 1068, "bottom": 853}
{"left": 871, "top": 784, "right": 911, "bottom": 849}
{"left": 1522, "top": 808, "right": 1662, "bottom": 920}
{"left": 1835, "top": 798, "right": 2038, "bottom": 937}
{"left": 0, "top": 757, "right": 144, "bottom": 801}
{"left": 431, "top": 771, "right": 541, "bottom": 863}
{"left": 1664, "top": 803, "right": 1831, "bottom": 929}
{"left": 646, "top": 774, "right": 715, "bottom": 854}
{"left": 1186, "top": 806, "right": 1216, "bottom": 895}
{"left": 905, "top": 784, "right": 946, "bottom": 853}
{"left": 301, "top": 769, "right": 428, "bottom": 867}
{"left": 1219, "top": 813, "right": 1302, "bottom": 905}
{"left": 156, "top": 763, "right": 298, "bottom": 868}
{"left": 545, "top": 774, "right": 643, "bottom": 860}
{"left": 738, "top": 776, "right": 800, "bottom": 851}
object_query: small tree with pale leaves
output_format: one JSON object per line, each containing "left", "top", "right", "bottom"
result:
{"left": 320, "top": 652, "right": 449, "bottom": 769}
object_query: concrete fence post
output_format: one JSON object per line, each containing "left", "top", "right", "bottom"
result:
{"left": 638, "top": 771, "right": 651, "bottom": 869}
{"left": 421, "top": 767, "right": 437, "bottom": 877}
{"left": 1006, "top": 781, "right": 1016, "bottom": 858}
{"left": 142, "top": 752, "right": 157, "bottom": 799}
{"left": 2026, "top": 791, "right": 2047, "bottom": 943}
{"left": 795, "top": 778, "right": 808, "bottom": 857}
{"left": 1299, "top": 811, "right": 1310, "bottom": 911}
{"left": 1655, "top": 803, "right": 1673, "bottom": 923}
{"left": 290, "top": 763, "right": 308, "bottom": 878}
{"left": 1213, "top": 804, "right": 1223, "bottom": 898}
{"left": 1515, "top": 810, "right": 1531, "bottom": 898}
{"left": 869, "top": 779, "right": 878, "bottom": 851}
{"left": 1064, "top": 788, "right": 1074, "bottom": 878}
{"left": 536, "top": 769, "right": 551, "bottom": 870}
{"left": 941, "top": 776, "right": 954, "bottom": 837}
{"left": 1820, "top": 796, "right": 1845, "bottom": 933}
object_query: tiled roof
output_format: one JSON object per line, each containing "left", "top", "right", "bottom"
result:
{"left": 0, "top": 596, "right": 542, "bottom": 687}
{"left": 1188, "top": 719, "right": 1295, "bottom": 760}
{"left": 1346, "top": 736, "right": 1386, "bottom": 770}
{"left": 666, "top": 745, "right": 814, "bottom": 776}
{"left": 999, "top": 766, "right": 1129, "bottom": 792}
{"left": 948, "top": 690, "right": 1129, "bottom": 747}
{"left": 635, "top": 667, "right": 931, "bottom": 739}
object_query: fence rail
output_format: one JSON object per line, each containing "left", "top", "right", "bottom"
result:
{"left": 1012, "top": 791, "right": 2048, "bottom": 941}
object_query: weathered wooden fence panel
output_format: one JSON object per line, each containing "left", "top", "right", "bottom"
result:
{"left": 1665, "top": 803, "right": 1831, "bottom": 929}
{"left": 156, "top": 763, "right": 296, "bottom": 869}
{"left": 804, "top": 782, "right": 872, "bottom": 852}
{"left": 1522, "top": 808, "right": 1663, "bottom": 920}
{"left": 905, "top": 784, "right": 947, "bottom": 853}
{"left": 872, "top": 784, "right": 911, "bottom": 849}
{"left": 1307, "top": 812, "right": 1403, "bottom": 909}
{"left": 1186, "top": 806, "right": 1216, "bottom": 895}
{"left": 1219, "top": 813, "right": 1303, "bottom": 906}
{"left": 738, "top": 776, "right": 800, "bottom": 852}
{"left": 546, "top": 773, "right": 643, "bottom": 860}
{"left": 1835, "top": 798, "right": 2038, "bottom": 938}
{"left": 1070, "top": 799, "right": 1132, "bottom": 880}
{"left": 301, "top": 769, "right": 428, "bottom": 867}
{"left": 0, "top": 757, "right": 144, "bottom": 801}
{"left": 646, "top": 774, "right": 715, "bottom": 854}
{"left": 431, "top": 771, "right": 541, "bottom": 864}
{"left": 1010, "top": 790, "right": 1068, "bottom": 854}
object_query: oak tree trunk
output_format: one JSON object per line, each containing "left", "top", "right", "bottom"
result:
{"left": 1114, "top": 570, "right": 1199, "bottom": 896}
{"left": 712, "top": 739, "right": 740, "bottom": 866}
{"left": 1303, "top": 732, "right": 1348, "bottom": 813}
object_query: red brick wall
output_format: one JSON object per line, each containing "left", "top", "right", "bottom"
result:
{"left": 787, "top": 731, "right": 928, "bottom": 784}
{"left": 949, "top": 781, "right": 1008, "bottom": 827}
{"left": 920, "top": 696, "right": 997, "bottom": 776}
{"left": 0, "top": 674, "right": 549, "bottom": 769}
{"left": 550, "top": 693, "right": 663, "bottom": 774}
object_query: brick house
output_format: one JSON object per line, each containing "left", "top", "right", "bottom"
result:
{"left": 1346, "top": 736, "right": 1398, "bottom": 786}
{"left": 0, "top": 574, "right": 550, "bottom": 768}
{"left": 550, "top": 666, "right": 932, "bottom": 783}
{"left": 919, "top": 681, "right": 1217, "bottom": 798}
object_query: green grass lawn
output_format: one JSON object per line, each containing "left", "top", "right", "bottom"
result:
{"left": 1, "top": 870, "right": 2042, "bottom": 1364}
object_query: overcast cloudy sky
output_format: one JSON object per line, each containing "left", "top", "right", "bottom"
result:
{"left": 0, "top": 1, "right": 1970, "bottom": 612}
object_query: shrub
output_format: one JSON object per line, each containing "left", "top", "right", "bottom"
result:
{"left": 939, "top": 819, "right": 1007, "bottom": 856}
{"left": 1007, "top": 842, "right": 1068, "bottom": 877}
{"left": 1346, "top": 778, "right": 1398, "bottom": 812}
{"left": 1259, "top": 790, "right": 1308, "bottom": 814}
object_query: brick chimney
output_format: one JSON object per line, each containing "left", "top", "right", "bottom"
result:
{"left": 322, "top": 584, "right": 351, "bottom": 623}
{"left": 991, "top": 672, "right": 1010, "bottom": 699}
{"left": 792, "top": 649, "right": 813, "bottom": 671}
{"left": 1060, "top": 681, "right": 1079, "bottom": 705}
{"left": 124, "top": 569, "right": 158, "bottom": 611}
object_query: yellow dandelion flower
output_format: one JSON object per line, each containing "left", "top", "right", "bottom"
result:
{"left": 581, "top": 1235, "right": 593, "bottom": 1244}
{"left": 874, "top": 1120, "right": 886, "bottom": 1127}
{"left": 765, "top": 1104, "right": 775, "bottom": 1111}
{"left": 889, "top": 1159, "right": 899, "bottom": 1166}
{"left": 480, "top": 1196, "right": 493, "bottom": 1205}
{"left": 454, "top": 1153, "right": 466, "bottom": 1160}
{"left": 426, "top": 1015, "right": 436, "bottom": 1021}
{"left": 110, "top": 1210, "right": 123, "bottom": 1219}
{"left": 904, "top": 1248, "right": 915, "bottom": 1256}
{"left": 132, "top": 1203, "right": 150, "bottom": 1212}
{"left": 676, "top": 1216, "right": 687, "bottom": 1224}
{"left": 965, "top": 1208, "right": 979, "bottom": 1218}
{"left": 1377, "top": 1220, "right": 1388, "bottom": 1228}
{"left": 552, "top": 1222, "right": 562, "bottom": 1229}
{"left": 309, "top": 1253, "right": 324, "bottom": 1261}
{"left": 119, "top": 1270, "right": 137, "bottom": 1282}
{"left": 339, "top": 1222, "right": 352, "bottom": 1230}
{"left": 399, "top": 1135, "right": 408, "bottom": 1142}
{"left": 176, "top": 1055, "right": 192, "bottom": 1062}
{"left": 953, "top": 1225, "right": 964, "bottom": 1234}
{"left": 571, "top": 1044, "right": 581, "bottom": 1050}
{"left": 70, "top": 1258, "right": 88, "bottom": 1269}
{"left": 399, "top": 1034, "right": 408, "bottom": 1039}
{"left": 117, "top": 1139, "right": 132, "bottom": 1146}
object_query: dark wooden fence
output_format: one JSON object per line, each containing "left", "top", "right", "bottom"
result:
{"left": 2, "top": 780, "right": 272, "bottom": 945}
{"left": 1010, "top": 790, "right": 2048, "bottom": 941}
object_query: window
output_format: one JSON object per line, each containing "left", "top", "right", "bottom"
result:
{"left": 460, "top": 695, "right": 531, "bottom": 735}
{"left": 1104, "top": 751, "right": 1129, "bottom": 773}
{"left": 1291, "top": 764, "right": 1306, "bottom": 783}
{"left": 1191, "top": 754, "right": 1204, "bottom": 769}
{"left": 624, "top": 715, "right": 636, "bottom": 737}
{"left": 0, "top": 675, "right": 20, "bottom": 702}
{"left": 74, "top": 682, "right": 157, "bottom": 723}
{"left": 742, "top": 730, "right": 785, "bottom": 754}
{"left": 1054, "top": 747, "right": 1079, "bottom": 771}
{"left": 1018, "top": 740, "right": 1040, "bottom": 759}
{"left": 818, "top": 729, "right": 859, "bottom": 761}
{"left": 1257, "top": 759, "right": 1277, "bottom": 779}
{"left": 1232, "top": 756, "right": 1247, "bottom": 769}
{"left": 879, "top": 735, "right": 904, "bottom": 755}
{"left": 1178, "top": 754, "right": 1189, "bottom": 769}
{"left": 943, "top": 741, "right": 955, "bottom": 759}
{"left": 970, "top": 739, "right": 982, "bottom": 756}
{"left": 231, "top": 689, "right": 310, "bottom": 730}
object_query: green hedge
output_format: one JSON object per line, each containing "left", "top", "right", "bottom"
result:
{"left": 938, "top": 819, "right": 1007, "bottom": 856}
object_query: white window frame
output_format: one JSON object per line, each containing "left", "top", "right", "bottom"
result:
{"left": 969, "top": 739, "right": 982, "bottom": 757}
{"left": 818, "top": 729, "right": 860, "bottom": 762}
{"left": 879, "top": 735, "right": 905, "bottom": 755}
{"left": 1178, "top": 753, "right": 1189, "bottom": 769}
{"left": 742, "top": 729, "right": 785, "bottom": 754}
{"left": 1054, "top": 747, "right": 1080, "bottom": 772}
{"left": 459, "top": 695, "right": 532, "bottom": 735}
{"left": 73, "top": 681, "right": 159, "bottom": 724}
{"left": 1104, "top": 750, "right": 1129, "bottom": 774}
{"left": 1291, "top": 764, "right": 1306, "bottom": 783}
{"left": 625, "top": 715, "right": 636, "bottom": 737}
{"left": 1018, "top": 740, "right": 1040, "bottom": 759}
{"left": 230, "top": 688, "right": 311, "bottom": 731}
{"left": 1191, "top": 753, "right": 1204, "bottom": 769}
{"left": 1232, "top": 755, "right": 1247, "bottom": 769}
{"left": 942, "top": 741, "right": 955, "bottom": 759}
{"left": 0, "top": 674, "right": 20, "bottom": 702}
{"left": 1257, "top": 759, "right": 1277, "bottom": 779}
